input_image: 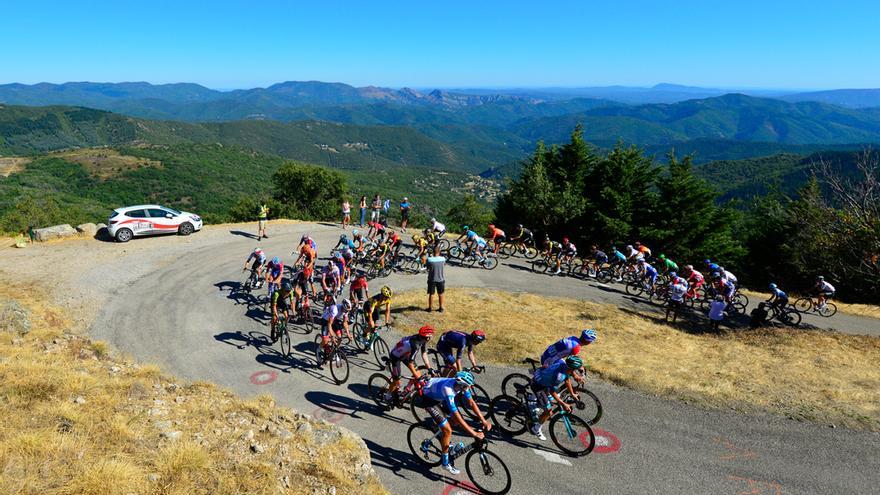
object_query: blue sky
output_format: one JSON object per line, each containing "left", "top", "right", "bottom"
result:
{"left": 2, "top": 0, "right": 878, "bottom": 90}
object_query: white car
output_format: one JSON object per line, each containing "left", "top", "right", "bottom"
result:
{"left": 107, "top": 204, "right": 203, "bottom": 242}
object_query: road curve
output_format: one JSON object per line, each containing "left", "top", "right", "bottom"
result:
{"left": 87, "top": 223, "right": 880, "bottom": 494}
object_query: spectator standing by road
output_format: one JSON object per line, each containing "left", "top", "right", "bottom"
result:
{"left": 257, "top": 202, "right": 269, "bottom": 240}
{"left": 399, "top": 197, "right": 411, "bottom": 232}
{"left": 371, "top": 194, "right": 382, "bottom": 223}
{"left": 708, "top": 295, "right": 725, "bottom": 331}
{"left": 359, "top": 195, "right": 367, "bottom": 227}
{"left": 426, "top": 246, "right": 446, "bottom": 313}
{"left": 341, "top": 199, "right": 351, "bottom": 229}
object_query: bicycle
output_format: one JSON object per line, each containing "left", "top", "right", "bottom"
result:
{"left": 461, "top": 252, "right": 499, "bottom": 270}
{"left": 768, "top": 303, "right": 802, "bottom": 327}
{"left": 498, "top": 239, "right": 538, "bottom": 260}
{"left": 293, "top": 295, "right": 316, "bottom": 334}
{"left": 499, "top": 357, "right": 602, "bottom": 425}
{"left": 489, "top": 389, "right": 596, "bottom": 457}
{"left": 271, "top": 313, "right": 292, "bottom": 357}
{"left": 314, "top": 329, "right": 351, "bottom": 384}
{"left": 352, "top": 322, "right": 391, "bottom": 369}
{"left": 367, "top": 362, "right": 430, "bottom": 417}
{"left": 530, "top": 253, "right": 559, "bottom": 274}
{"left": 240, "top": 267, "right": 263, "bottom": 294}
{"left": 793, "top": 295, "right": 838, "bottom": 317}
{"left": 407, "top": 424, "right": 511, "bottom": 495}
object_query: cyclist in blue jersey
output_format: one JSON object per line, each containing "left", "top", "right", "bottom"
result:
{"left": 767, "top": 283, "right": 789, "bottom": 311}
{"left": 540, "top": 329, "right": 596, "bottom": 368}
{"left": 413, "top": 371, "right": 492, "bottom": 475}
{"left": 638, "top": 259, "right": 659, "bottom": 290}
{"left": 265, "top": 256, "right": 284, "bottom": 299}
{"left": 525, "top": 356, "right": 583, "bottom": 440}
{"left": 436, "top": 330, "right": 486, "bottom": 375}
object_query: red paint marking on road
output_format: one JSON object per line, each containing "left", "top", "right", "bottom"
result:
{"left": 312, "top": 406, "right": 345, "bottom": 424}
{"left": 726, "top": 475, "right": 782, "bottom": 495}
{"left": 588, "top": 428, "right": 621, "bottom": 454}
{"left": 249, "top": 370, "right": 277, "bottom": 385}
{"left": 442, "top": 480, "right": 480, "bottom": 495}
{"left": 714, "top": 437, "right": 758, "bottom": 460}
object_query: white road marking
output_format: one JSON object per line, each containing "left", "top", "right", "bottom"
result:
{"left": 532, "top": 449, "right": 572, "bottom": 466}
{"left": 595, "top": 435, "right": 611, "bottom": 447}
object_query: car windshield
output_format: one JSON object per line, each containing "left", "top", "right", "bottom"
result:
{"left": 162, "top": 207, "right": 182, "bottom": 216}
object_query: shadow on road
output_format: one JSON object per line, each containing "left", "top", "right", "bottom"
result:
{"left": 230, "top": 229, "right": 261, "bottom": 240}
{"left": 362, "top": 437, "right": 448, "bottom": 483}
{"left": 304, "top": 390, "right": 374, "bottom": 421}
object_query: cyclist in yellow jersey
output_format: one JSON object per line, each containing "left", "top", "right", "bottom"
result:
{"left": 412, "top": 234, "right": 429, "bottom": 267}
{"left": 363, "top": 286, "right": 393, "bottom": 342}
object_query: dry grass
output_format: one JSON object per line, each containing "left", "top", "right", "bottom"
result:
{"left": 394, "top": 288, "right": 880, "bottom": 431}
{"left": 0, "top": 283, "right": 387, "bottom": 495}
{"left": 51, "top": 148, "right": 163, "bottom": 179}
{"left": 741, "top": 289, "right": 880, "bottom": 320}
{"left": 0, "top": 156, "right": 31, "bottom": 177}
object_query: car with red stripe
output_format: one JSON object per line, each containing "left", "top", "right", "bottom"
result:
{"left": 107, "top": 204, "right": 203, "bottom": 242}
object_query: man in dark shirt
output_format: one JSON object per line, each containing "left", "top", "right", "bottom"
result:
{"left": 426, "top": 246, "right": 446, "bottom": 313}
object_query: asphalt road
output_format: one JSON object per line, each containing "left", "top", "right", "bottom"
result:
{"left": 89, "top": 223, "right": 880, "bottom": 494}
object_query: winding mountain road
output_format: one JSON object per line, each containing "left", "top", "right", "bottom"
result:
{"left": 8, "top": 222, "right": 878, "bottom": 494}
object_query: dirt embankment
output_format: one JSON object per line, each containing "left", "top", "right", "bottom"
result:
{"left": 0, "top": 282, "right": 387, "bottom": 494}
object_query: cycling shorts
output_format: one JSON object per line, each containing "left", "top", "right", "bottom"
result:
{"left": 529, "top": 382, "right": 553, "bottom": 410}
{"left": 436, "top": 343, "right": 458, "bottom": 366}
{"left": 820, "top": 291, "right": 835, "bottom": 298}
{"left": 412, "top": 395, "right": 452, "bottom": 426}
{"left": 389, "top": 354, "right": 412, "bottom": 379}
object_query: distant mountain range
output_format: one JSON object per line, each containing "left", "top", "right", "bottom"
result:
{"left": 3, "top": 81, "right": 880, "bottom": 172}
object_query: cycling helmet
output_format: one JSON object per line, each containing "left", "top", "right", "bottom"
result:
{"left": 659, "top": 254, "right": 666, "bottom": 260}
{"left": 454, "top": 371, "right": 475, "bottom": 387}
{"left": 488, "top": 223, "right": 495, "bottom": 228}
{"left": 562, "top": 237, "right": 569, "bottom": 243}
{"left": 580, "top": 329, "right": 597, "bottom": 343}
{"left": 517, "top": 223, "right": 523, "bottom": 229}
{"left": 565, "top": 355, "right": 584, "bottom": 371}
{"left": 816, "top": 275, "right": 824, "bottom": 281}
{"left": 685, "top": 264, "right": 693, "bottom": 271}
{"left": 418, "top": 324, "right": 435, "bottom": 337}
{"left": 626, "top": 244, "right": 633, "bottom": 250}
{"left": 301, "top": 234, "right": 309, "bottom": 242}
{"left": 352, "top": 229, "right": 359, "bottom": 236}
{"left": 711, "top": 272, "right": 721, "bottom": 279}
{"left": 462, "top": 225, "right": 469, "bottom": 231}
{"left": 282, "top": 281, "right": 292, "bottom": 291}
{"left": 333, "top": 252, "right": 343, "bottom": 260}
{"left": 340, "top": 234, "right": 348, "bottom": 241}
{"left": 635, "top": 241, "right": 642, "bottom": 246}
{"left": 669, "top": 271, "right": 677, "bottom": 279}
{"left": 708, "top": 263, "right": 720, "bottom": 272}
{"left": 430, "top": 217, "right": 436, "bottom": 223}
{"left": 272, "top": 256, "right": 281, "bottom": 265}
{"left": 253, "top": 247, "right": 263, "bottom": 254}
{"left": 342, "top": 299, "right": 352, "bottom": 311}
{"left": 381, "top": 286, "right": 393, "bottom": 298}
{"left": 470, "top": 329, "right": 486, "bottom": 343}
{"left": 704, "top": 259, "right": 711, "bottom": 265}
{"left": 769, "top": 283, "right": 777, "bottom": 290}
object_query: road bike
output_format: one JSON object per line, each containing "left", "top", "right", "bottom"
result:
{"left": 271, "top": 313, "right": 292, "bottom": 357}
{"left": 793, "top": 295, "right": 838, "bottom": 317}
{"left": 240, "top": 267, "right": 263, "bottom": 294}
{"left": 293, "top": 295, "right": 316, "bottom": 334}
{"left": 489, "top": 390, "right": 596, "bottom": 457}
{"left": 768, "top": 303, "right": 802, "bottom": 327}
{"left": 352, "top": 322, "right": 391, "bottom": 369}
{"left": 407, "top": 424, "right": 511, "bottom": 495}
{"left": 314, "top": 328, "right": 351, "bottom": 384}
{"left": 367, "top": 362, "right": 430, "bottom": 417}
{"left": 498, "top": 239, "right": 538, "bottom": 260}
{"left": 461, "top": 252, "right": 499, "bottom": 270}
{"left": 499, "top": 357, "right": 602, "bottom": 426}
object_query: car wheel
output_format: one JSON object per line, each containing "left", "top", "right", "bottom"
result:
{"left": 115, "top": 228, "right": 133, "bottom": 243}
{"left": 178, "top": 222, "right": 194, "bottom": 236}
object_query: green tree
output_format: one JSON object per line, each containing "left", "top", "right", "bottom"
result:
{"left": 446, "top": 194, "right": 494, "bottom": 233}
{"left": 272, "top": 162, "right": 347, "bottom": 220}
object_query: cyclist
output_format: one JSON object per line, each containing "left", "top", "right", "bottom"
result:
{"left": 472, "top": 233, "right": 489, "bottom": 260}
{"left": 540, "top": 329, "right": 597, "bottom": 369}
{"left": 634, "top": 241, "right": 652, "bottom": 259}
{"left": 429, "top": 217, "right": 447, "bottom": 237}
{"left": 638, "top": 259, "right": 659, "bottom": 292}
{"left": 812, "top": 276, "right": 836, "bottom": 310}
{"left": 351, "top": 229, "right": 369, "bottom": 254}
{"left": 290, "top": 264, "right": 312, "bottom": 310}
{"left": 624, "top": 244, "right": 643, "bottom": 273}
{"left": 712, "top": 271, "right": 735, "bottom": 304}
{"left": 436, "top": 330, "right": 486, "bottom": 376}
{"left": 387, "top": 230, "right": 403, "bottom": 259}
{"left": 332, "top": 251, "right": 349, "bottom": 288}
{"left": 270, "top": 281, "right": 295, "bottom": 342}
{"left": 293, "top": 238, "right": 318, "bottom": 296}
{"left": 265, "top": 256, "right": 284, "bottom": 299}
{"left": 335, "top": 233, "right": 357, "bottom": 252}
{"left": 666, "top": 273, "right": 689, "bottom": 322}
{"left": 321, "top": 257, "right": 341, "bottom": 297}
{"left": 509, "top": 224, "right": 534, "bottom": 248}
{"left": 486, "top": 224, "right": 506, "bottom": 254}
{"left": 719, "top": 266, "right": 738, "bottom": 287}
{"left": 320, "top": 297, "right": 353, "bottom": 359}
{"left": 414, "top": 371, "right": 491, "bottom": 475}
{"left": 591, "top": 245, "right": 608, "bottom": 267}
{"left": 767, "top": 283, "right": 789, "bottom": 312}
{"left": 542, "top": 235, "right": 564, "bottom": 274}
{"left": 298, "top": 233, "right": 317, "bottom": 252}
{"left": 363, "top": 286, "right": 393, "bottom": 343}
{"left": 683, "top": 265, "right": 705, "bottom": 301}
{"left": 368, "top": 220, "right": 387, "bottom": 242}
{"left": 560, "top": 237, "right": 577, "bottom": 264}
{"left": 525, "top": 355, "right": 583, "bottom": 441}
{"left": 456, "top": 225, "right": 478, "bottom": 251}
{"left": 349, "top": 271, "right": 370, "bottom": 307}
{"left": 412, "top": 233, "right": 429, "bottom": 267}
{"left": 369, "top": 239, "right": 392, "bottom": 270}
{"left": 610, "top": 246, "right": 628, "bottom": 280}
{"left": 658, "top": 254, "right": 678, "bottom": 275}
{"left": 386, "top": 324, "right": 434, "bottom": 400}
{"left": 242, "top": 248, "right": 267, "bottom": 288}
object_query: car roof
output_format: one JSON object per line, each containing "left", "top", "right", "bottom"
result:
{"left": 115, "top": 204, "right": 165, "bottom": 212}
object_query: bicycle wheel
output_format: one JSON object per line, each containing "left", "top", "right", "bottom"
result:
{"left": 329, "top": 349, "right": 350, "bottom": 384}
{"left": 279, "top": 322, "right": 291, "bottom": 358}
{"left": 436, "top": 239, "right": 450, "bottom": 251}
{"left": 523, "top": 245, "right": 538, "bottom": 260}
{"left": 459, "top": 383, "right": 491, "bottom": 421}
{"left": 372, "top": 336, "right": 390, "bottom": 369}
{"left": 367, "top": 373, "right": 394, "bottom": 410}
{"left": 549, "top": 413, "right": 595, "bottom": 457}
{"left": 465, "top": 449, "right": 512, "bottom": 495}
{"left": 818, "top": 302, "right": 837, "bottom": 317}
{"left": 407, "top": 421, "right": 443, "bottom": 467}
{"left": 482, "top": 256, "right": 499, "bottom": 270}
{"left": 733, "top": 293, "right": 749, "bottom": 312}
{"left": 500, "top": 372, "right": 531, "bottom": 397}
{"left": 596, "top": 269, "right": 613, "bottom": 284}
{"left": 488, "top": 394, "right": 528, "bottom": 436}
{"left": 793, "top": 297, "right": 813, "bottom": 313}
{"left": 302, "top": 307, "right": 316, "bottom": 334}
{"left": 352, "top": 322, "right": 368, "bottom": 351}
{"left": 498, "top": 243, "right": 513, "bottom": 259}
{"left": 448, "top": 245, "right": 462, "bottom": 259}
{"left": 782, "top": 309, "right": 802, "bottom": 327}
{"left": 575, "top": 389, "right": 603, "bottom": 426}
{"left": 625, "top": 281, "right": 644, "bottom": 296}
{"left": 530, "top": 260, "right": 547, "bottom": 274}
{"left": 314, "top": 336, "right": 327, "bottom": 366}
